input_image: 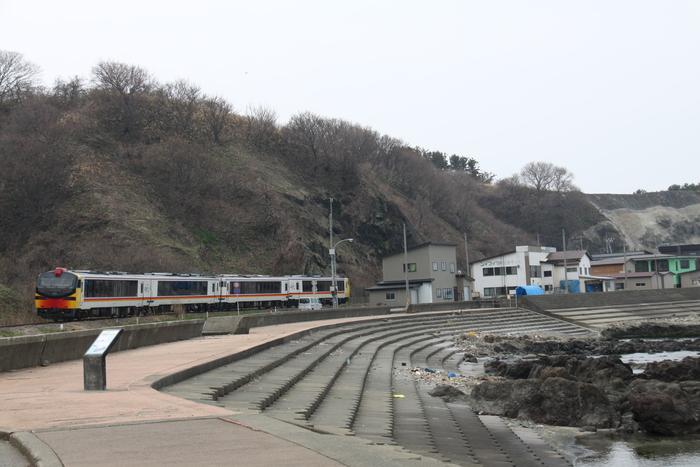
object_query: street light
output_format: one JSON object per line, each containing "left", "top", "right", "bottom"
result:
{"left": 331, "top": 238, "right": 353, "bottom": 308}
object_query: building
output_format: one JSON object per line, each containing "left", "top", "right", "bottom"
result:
{"left": 367, "top": 242, "right": 472, "bottom": 307}
{"left": 589, "top": 246, "right": 700, "bottom": 290}
{"left": 470, "top": 246, "right": 594, "bottom": 297}
{"left": 679, "top": 269, "right": 700, "bottom": 288}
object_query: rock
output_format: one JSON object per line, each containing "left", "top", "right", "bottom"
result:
{"left": 641, "top": 356, "right": 700, "bottom": 383}
{"left": 530, "top": 366, "right": 575, "bottom": 381}
{"left": 467, "top": 377, "right": 617, "bottom": 428}
{"left": 429, "top": 385, "right": 466, "bottom": 402}
{"left": 628, "top": 379, "right": 700, "bottom": 435}
{"left": 463, "top": 353, "right": 478, "bottom": 363}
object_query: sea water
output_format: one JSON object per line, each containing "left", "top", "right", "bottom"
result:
{"left": 572, "top": 349, "right": 700, "bottom": 466}
{"left": 573, "top": 433, "right": 700, "bottom": 466}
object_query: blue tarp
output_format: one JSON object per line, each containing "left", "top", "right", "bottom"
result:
{"left": 559, "top": 280, "right": 581, "bottom": 293}
{"left": 515, "top": 285, "right": 544, "bottom": 296}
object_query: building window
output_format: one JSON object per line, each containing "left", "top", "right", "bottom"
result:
{"left": 681, "top": 259, "right": 690, "bottom": 269}
{"left": 636, "top": 262, "right": 649, "bottom": 272}
{"left": 450, "top": 262, "right": 455, "bottom": 273}
{"left": 693, "top": 279, "right": 700, "bottom": 286}
{"left": 506, "top": 266, "right": 517, "bottom": 275}
{"left": 544, "top": 285, "right": 552, "bottom": 291}
{"left": 566, "top": 267, "right": 577, "bottom": 273}
{"left": 386, "top": 292, "right": 396, "bottom": 300}
{"left": 441, "top": 262, "right": 447, "bottom": 271}
{"left": 403, "top": 263, "right": 417, "bottom": 273}
{"left": 544, "top": 270, "right": 552, "bottom": 277}
{"left": 615, "top": 283, "right": 625, "bottom": 290}
{"left": 635, "top": 283, "right": 646, "bottom": 287}
{"left": 530, "top": 266, "right": 541, "bottom": 278}
{"left": 432, "top": 262, "right": 438, "bottom": 271}
{"left": 444, "top": 288, "right": 453, "bottom": 299}
{"left": 656, "top": 260, "right": 669, "bottom": 272}
{"left": 483, "top": 268, "right": 494, "bottom": 276}
{"left": 436, "top": 288, "right": 442, "bottom": 298}
{"left": 484, "top": 287, "right": 495, "bottom": 297}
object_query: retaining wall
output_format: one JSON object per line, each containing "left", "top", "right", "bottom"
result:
{"left": 0, "top": 320, "right": 205, "bottom": 373}
{"left": 519, "top": 287, "right": 700, "bottom": 313}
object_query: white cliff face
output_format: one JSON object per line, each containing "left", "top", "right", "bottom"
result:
{"left": 584, "top": 192, "right": 700, "bottom": 251}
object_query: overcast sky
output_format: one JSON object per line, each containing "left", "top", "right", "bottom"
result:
{"left": 2, "top": 1, "right": 699, "bottom": 194}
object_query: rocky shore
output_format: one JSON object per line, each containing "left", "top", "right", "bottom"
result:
{"left": 422, "top": 316, "right": 700, "bottom": 437}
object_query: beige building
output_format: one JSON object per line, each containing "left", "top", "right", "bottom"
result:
{"left": 679, "top": 270, "right": 700, "bottom": 288}
{"left": 367, "top": 242, "right": 472, "bottom": 307}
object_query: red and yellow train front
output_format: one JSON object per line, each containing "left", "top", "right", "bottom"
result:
{"left": 35, "top": 268, "right": 82, "bottom": 319}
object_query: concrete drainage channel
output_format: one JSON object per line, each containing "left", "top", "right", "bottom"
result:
{"left": 164, "top": 309, "right": 590, "bottom": 466}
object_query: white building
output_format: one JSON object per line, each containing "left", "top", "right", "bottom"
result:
{"left": 470, "top": 246, "right": 593, "bottom": 297}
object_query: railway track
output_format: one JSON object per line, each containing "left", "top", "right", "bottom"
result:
{"left": 164, "top": 309, "right": 591, "bottom": 466}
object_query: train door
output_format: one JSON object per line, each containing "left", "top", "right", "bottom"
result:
{"left": 288, "top": 279, "right": 301, "bottom": 305}
{"left": 143, "top": 279, "right": 155, "bottom": 313}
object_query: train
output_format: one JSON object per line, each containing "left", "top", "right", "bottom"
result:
{"left": 35, "top": 268, "right": 350, "bottom": 320}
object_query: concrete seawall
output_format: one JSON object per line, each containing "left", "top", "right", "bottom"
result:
{"left": 0, "top": 320, "right": 205, "bottom": 373}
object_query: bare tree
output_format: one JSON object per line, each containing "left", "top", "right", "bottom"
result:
{"left": 0, "top": 50, "right": 41, "bottom": 104}
{"left": 91, "top": 61, "right": 154, "bottom": 137}
{"left": 244, "top": 104, "right": 279, "bottom": 151}
{"left": 519, "top": 161, "right": 577, "bottom": 192}
{"left": 283, "top": 111, "right": 340, "bottom": 166}
{"left": 202, "top": 95, "right": 232, "bottom": 144}
{"left": 163, "top": 79, "right": 201, "bottom": 138}
{"left": 551, "top": 165, "right": 578, "bottom": 192}
{"left": 52, "top": 76, "right": 86, "bottom": 107}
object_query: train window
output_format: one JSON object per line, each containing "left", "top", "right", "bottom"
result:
{"left": 240, "top": 281, "right": 282, "bottom": 294}
{"left": 85, "top": 280, "right": 138, "bottom": 298}
{"left": 157, "top": 281, "right": 208, "bottom": 296}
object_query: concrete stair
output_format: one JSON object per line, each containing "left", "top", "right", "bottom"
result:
{"left": 164, "top": 309, "right": 585, "bottom": 466}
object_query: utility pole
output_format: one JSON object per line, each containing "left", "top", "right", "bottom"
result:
{"left": 562, "top": 229, "right": 568, "bottom": 293}
{"left": 404, "top": 223, "right": 410, "bottom": 309}
{"left": 464, "top": 232, "right": 469, "bottom": 276}
{"left": 329, "top": 198, "right": 333, "bottom": 257}
{"left": 623, "top": 240, "right": 628, "bottom": 291}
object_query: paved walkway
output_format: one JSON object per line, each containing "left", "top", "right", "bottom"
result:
{"left": 0, "top": 315, "right": 446, "bottom": 466}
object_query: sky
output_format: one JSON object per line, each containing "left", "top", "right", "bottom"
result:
{"left": 2, "top": 0, "right": 699, "bottom": 194}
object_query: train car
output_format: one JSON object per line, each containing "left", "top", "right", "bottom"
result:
{"left": 37, "top": 268, "right": 351, "bottom": 319}
{"left": 285, "top": 275, "right": 350, "bottom": 306}
{"left": 144, "top": 272, "right": 220, "bottom": 314}
{"left": 217, "top": 275, "right": 290, "bottom": 309}
{"left": 36, "top": 268, "right": 219, "bottom": 320}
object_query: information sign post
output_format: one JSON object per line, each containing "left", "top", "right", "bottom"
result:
{"left": 83, "top": 328, "right": 124, "bottom": 391}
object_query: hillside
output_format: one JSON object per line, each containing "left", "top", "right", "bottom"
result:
{"left": 585, "top": 192, "right": 700, "bottom": 252}
{"left": 1, "top": 59, "right": 699, "bottom": 320}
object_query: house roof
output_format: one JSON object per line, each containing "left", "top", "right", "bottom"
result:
{"left": 366, "top": 278, "right": 435, "bottom": 291}
{"left": 380, "top": 241, "right": 458, "bottom": 260}
{"left": 543, "top": 250, "right": 591, "bottom": 265}
{"left": 596, "top": 271, "right": 672, "bottom": 279}
{"left": 590, "top": 251, "right": 652, "bottom": 261}
{"left": 591, "top": 257, "right": 629, "bottom": 266}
